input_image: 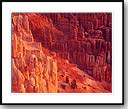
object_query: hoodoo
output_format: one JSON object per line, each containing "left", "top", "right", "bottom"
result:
{"left": 12, "top": 13, "right": 112, "bottom": 93}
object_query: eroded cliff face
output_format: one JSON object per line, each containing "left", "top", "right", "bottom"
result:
{"left": 12, "top": 13, "right": 112, "bottom": 93}
{"left": 12, "top": 13, "right": 58, "bottom": 93}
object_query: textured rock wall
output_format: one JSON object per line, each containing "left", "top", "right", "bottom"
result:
{"left": 12, "top": 14, "right": 58, "bottom": 93}
{"left": 29, "top": 13, "right": 112, "bottom": 83}
{"left": 12, "top": 13, "right": 112, "bottom": 93}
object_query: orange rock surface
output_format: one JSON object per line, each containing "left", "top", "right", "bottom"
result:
{"left": 12, "top": 13, "right": 112, "bottom": 93}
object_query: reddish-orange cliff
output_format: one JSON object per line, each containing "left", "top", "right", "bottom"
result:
{"left": 12, "top": 13, "right": 112, "bottom": 93}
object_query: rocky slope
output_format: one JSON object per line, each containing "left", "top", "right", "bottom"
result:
{"left": 12, "top": 13, "right": 112, "bottom": 93}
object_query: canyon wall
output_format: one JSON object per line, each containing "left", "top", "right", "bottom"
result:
{"left": 12, "top": 14, "right": 58, "bottom": 92}
{"left": 12, "top": 13, "right": 112, "bottom": 93}
{"left": 29, "top": 13, "right": 112, "bottom": 83}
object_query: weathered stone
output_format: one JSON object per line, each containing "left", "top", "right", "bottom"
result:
{"left": 12, "top": 13, "right": 112, "bottom": 93}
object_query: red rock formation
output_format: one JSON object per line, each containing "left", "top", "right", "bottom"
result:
{"left": 12, "top": 13, "right": 112, "bottom": 93}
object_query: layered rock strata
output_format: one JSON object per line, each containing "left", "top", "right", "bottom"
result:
{"left": 12, "top": 13, "right": 112, "bottom": 93}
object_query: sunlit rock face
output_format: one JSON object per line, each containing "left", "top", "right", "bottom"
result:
{"left": 12, "top": 13, "right": 112, "bottom": 93}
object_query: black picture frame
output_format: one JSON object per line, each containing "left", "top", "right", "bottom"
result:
{"left": 1, "top": 0, "right": 124, "bottom": 105}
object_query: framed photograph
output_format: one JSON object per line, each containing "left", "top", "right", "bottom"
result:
{"left": 1, "top": 1, "right": 124, "bottom": 105}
